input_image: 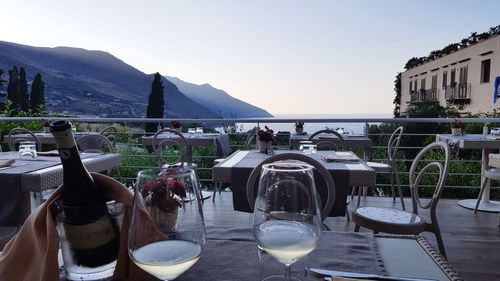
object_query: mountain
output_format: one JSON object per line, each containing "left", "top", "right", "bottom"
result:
{"left": 0, "top": 40, "right": 270, "bottom": 118}
{"left": 165, "top": 76, "right": 273, "bottom": 118}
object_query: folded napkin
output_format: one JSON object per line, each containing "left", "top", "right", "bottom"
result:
{"left": 0, "top": 173, "right": 152, "bottom": 281}
{"left": 324, "top": 152, "right": 360, "bottom": 162}
{"left": 36, "top": 150, "right": 60, "bottom": 156}
{"left": 0, "top": 159, "right": 15, "bottom": 168}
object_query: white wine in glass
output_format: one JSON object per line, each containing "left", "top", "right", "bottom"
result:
{"left": 128, "top": 167, "right": 206, "bottom": 281}
{"left": 252, "top": 161, "right": 322, "bottom": 281}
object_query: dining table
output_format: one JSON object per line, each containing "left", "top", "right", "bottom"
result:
{"left": 141, "top": 132, "right": 231, "bottom": 158}
{"left": 437, "top": 134, "right": 500, "bottom": 212}
{"left": 0, "top": 151, "right": 121, "bottom": 225}
{"left": 290, "top": 133, "right": 373, "bottom": 160}
{"left": 212, "top": 150, "right": 376, "bottom": 217}
{"left": 4, "top": 131, "right": 91, "bottom": 146}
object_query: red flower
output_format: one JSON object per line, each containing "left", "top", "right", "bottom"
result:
{"left": 141, "top": 176, "right": 187, "bottom": 213}
{"left": 258, "top": 126, "right": 277, "bottom": 142}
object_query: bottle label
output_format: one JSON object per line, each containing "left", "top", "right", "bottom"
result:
{"left": 63, "top": 217, "right": 117, "bottom": 249}
{"left": 52, "top": 130, "right": 76, "bottom": 149}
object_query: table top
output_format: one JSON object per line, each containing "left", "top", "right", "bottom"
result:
{"left": 437, "top": 134, "right": 500, "bottom": 150}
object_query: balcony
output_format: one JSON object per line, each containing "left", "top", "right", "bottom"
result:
{"left": 1, "top": 116, "right": 499, "bottom": 281}
{"left": 410, "top": 89, "right": 439, "bottom": 103}
{"left": 445, "top": 83, "right": 471, "bottom": 101}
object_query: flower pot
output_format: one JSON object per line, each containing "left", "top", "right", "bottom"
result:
{"left": 174, "top": 127, "right": 182, "bottom": 132}
{"left": 451, "top": 128, "right": 462, "bottom": 136}
{"left": 148, "top": 206, "right": 178, "bottom": 233}
{"left": 43, "top": 127, "right": 50, "bottom": 133}
{"left": 295, "top": 128, "right": 304, "bottom": 135}
{"left": 258, "top": 141, "right": 272, "bottom": 153}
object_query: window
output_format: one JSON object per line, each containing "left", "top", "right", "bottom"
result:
{"left": 450, "top": 69, "right": 456, "bottom": 85}
{"left": 432, "top": 74, "right": 438, "bottom": 89}
{"left": 442, "top": 70, "right": 447, "bottom": 88}
{"left": 459, "top": 65, "right": 468, "bottom": 85}
{"left": 420, "top": 78, "right": 426, "bottom": 90}
{"left": 481, "top": 59, "right": 491, "bottom": 83}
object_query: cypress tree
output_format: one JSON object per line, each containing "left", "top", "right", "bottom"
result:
{"left": 145, "top": 72, "right": 165, "bottom": 133}
{"left": 18, "top": 67, "right": 29, "bottom": 111}
{"left": 30, "top": 73, "right": 45, "bottom": 110}
{"left": 0, "top": 68, "right": 5, "bottom": 88}
{"left": 7, "top": 66, "right": 19, "bottom": 108}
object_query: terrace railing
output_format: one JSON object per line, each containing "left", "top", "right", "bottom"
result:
{"left": 1, "top": 116, "right": 499, "bottom": 199}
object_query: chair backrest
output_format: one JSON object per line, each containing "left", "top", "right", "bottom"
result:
{"left": 100, "top": 125, "right": 118, "bottom": 146}
{"left": 243, "top": 127, "right": 259, "bottom": 150}
{"left": 246, "top": 153, "right": 335, "bottom": 221}
{"left": 76, "top": 134, "right": 115, "bottom": 153}
{"left": 409, "top": 141, "right": 451, "bottom": 218}
{"left": 152, "top": 128, "right": 192, "bottom": 167}
{"left": 307, "top": 129, "right": 344, "bottom": 151}
{"left": 7, "top": 127, "right": 42, "bottom": 152}
{"left": 387, "top": 126, "right": 404, "bottom": 166}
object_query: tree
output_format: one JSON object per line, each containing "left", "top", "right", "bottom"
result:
{"left": 7, "top": 66, "right": 19, "bottom": 109}
{"left": 145, "top": 72, "right": 165, "bottom": 133}
{"left": 393, "top": 73, "right": 401, "bottom": 117}
{"left": 18, "top": 67, "right": 29, "bottom": 111}
{"left": 0, "top": 68, "right": 5, "bottom": 88}
{"left": 30, "top": 73, "right": 45, "bottom": 110}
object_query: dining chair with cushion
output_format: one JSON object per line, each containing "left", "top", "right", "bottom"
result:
{"left": 352, "top": 141, "right": 451, "bottom": 258}
{"left": 353, "top": 126, "right": 405, "bottom": 209}
{"left": 76, "top": 134, "right": 123, "bottom": 182}
{"left": 307, "top": 129, "right": 344, "bottom": 151}
{"left": 212, "top": 127, "right": 258, "bottom": 201}
{"left": 246, "top": 153, "right": 336, "bottom": 223}
{"left": 7, "top": 127, "right": 42, "bottom": 152}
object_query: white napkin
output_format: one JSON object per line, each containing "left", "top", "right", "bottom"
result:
{"left": 0, "top": 160, "right": 15, "bottom": 168}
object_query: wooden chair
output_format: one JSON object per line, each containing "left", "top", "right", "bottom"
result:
{"left": 354, "top": 126, "right": 405, "bottom": 209}
{"left": 352, "top": 141, "right": 451, "bottom": 258}
{"left": 7, "top": 127, "right": 42, "bottom": 152}
{"left": 246, "top": 153, "right": 336, "bottom": 222}
{"left": 307, "top": 129, "right": 344, "bottom": 151}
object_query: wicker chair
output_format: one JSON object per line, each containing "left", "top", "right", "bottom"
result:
{"left": 352, "top": 141, "right": 451, "bottom": 258}
{"left": 7, "top": 128, "right": 42, "bottom": 152}
{"left": 246, "top": 153, "right": 336, "bottom": 222}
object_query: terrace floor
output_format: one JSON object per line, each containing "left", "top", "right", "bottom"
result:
{"left": 204, "top": 192, "right": 500, "bottom": 281}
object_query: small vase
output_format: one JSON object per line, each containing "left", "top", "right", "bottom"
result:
{"left": 259, "top": 141, "right": 272, "bottom": 153}
{"left": 295, "top": 128, "right": 304, "bottom": 135}
{"left": 43, "top": 127, "right": 50, "bottom": 133}
{"left": 174, "top": 127, "right": 182, "bottom": 132}
{"left": 149, "top": 207, "right": 178, "bottom": 233}
{"left": 451, "top": 128, "right": 462, "bottom": 136}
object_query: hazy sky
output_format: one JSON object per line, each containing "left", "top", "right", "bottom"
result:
{"left": 2, "top": 1, "right": 500, "bottom": 115}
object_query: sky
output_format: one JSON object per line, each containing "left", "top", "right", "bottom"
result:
{"left": 1, "top": 0, "right": 500, "bottom": 115}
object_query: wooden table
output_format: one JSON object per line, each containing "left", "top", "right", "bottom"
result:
{"left": 290, "top": 133, "right": 372, "bottom": 160}
{"left": 213, "top": 150, "right": 376, "bottom": 217}
{"left": 437, "top": 134, "right": 500, "bottom": 212}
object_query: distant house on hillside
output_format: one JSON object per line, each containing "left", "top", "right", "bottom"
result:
{"left": 400, "top": 35, "right": 500, "bottom": 115}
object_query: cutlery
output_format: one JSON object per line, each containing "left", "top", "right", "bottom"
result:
{"left": 309, "top": 268, "right": 437, "bottom": 281}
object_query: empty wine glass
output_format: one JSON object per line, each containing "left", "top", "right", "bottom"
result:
{"left": 128, "top": 167, "right": 206, "bottom": 281}
{"left": 252, "top": 161, "right": 322, "bottom": 281}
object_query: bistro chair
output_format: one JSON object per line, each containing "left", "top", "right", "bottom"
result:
{"left": 246, "top": 153, "right": 336, "bottom": 223}
{"left": 352, "top": 141, "right": 451, "bottom": 258}
{"left": 307, "top": 129, "right": 344, "bottom": 151}
{"left": 7, "top": 127, "right": 42, "bottom": 152}
{"left": 76, "top": 134, "right": 123, "bottom": 182}
{"left": 353, "top": 126, "right": 405, "bottom": 209}
{"left": 212, "top": 127, "right": 257, "bottom": 201}
{"left": 100, "top": 125, "right": 118, "bottom": 146}
{"left": 474, "top": 153, "right": 500, "bottom": 227}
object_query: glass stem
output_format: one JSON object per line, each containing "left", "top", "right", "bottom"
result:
{"left": 284, "top": 265, "right": 291, "bottom": 281}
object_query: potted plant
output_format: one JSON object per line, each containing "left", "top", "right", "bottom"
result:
{"left": 450, "top": 118, "right": 464, "bottom": 136}
{"left": 258, "top": 126, "right": 277, "bottom": 153}
{"left": 170, "top": 120, "right": 182, "bottom": 132}
{"left": 141, "top": 172, "right": 187, "bottom": 233}
{"left": 294, "top": 121, "right": 304, "bottom": 135}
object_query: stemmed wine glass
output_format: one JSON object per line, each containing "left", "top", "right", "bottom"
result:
{"left": 252, "top": 161, "right": 322, "bottom": 281}
{"left": 128, "top": 167, "right": 206, "bottom": 281}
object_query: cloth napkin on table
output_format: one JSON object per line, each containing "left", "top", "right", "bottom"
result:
{"left": 0, "top": 160, "right": 15, "bottom": 168}
{"left": 324, "top": 152, "right": 360, "bottom": 163}
{"left": 0, "top": 173, "right": 152, "bottom": 281}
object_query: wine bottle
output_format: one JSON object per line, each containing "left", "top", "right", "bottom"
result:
{"left": 51, "top": 120, "right": 120, "bottom": 267}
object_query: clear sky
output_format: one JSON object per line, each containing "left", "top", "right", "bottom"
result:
{"left": 1, "top": 0, "right": 499, "bottom": 115}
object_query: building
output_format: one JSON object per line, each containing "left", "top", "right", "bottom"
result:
{"left": 400, "top": 35, "right": 500, "bottom": 115}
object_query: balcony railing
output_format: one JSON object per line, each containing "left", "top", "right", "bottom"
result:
{"left": 410, "top": 89, "right": 439, "bottom": 103}
{"left": 445, "top": 83, "right": 471, "bottom": 100}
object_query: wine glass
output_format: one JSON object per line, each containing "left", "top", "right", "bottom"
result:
{"left": 252, "top": 161, "right": 322, "bottom": 281}
{"left": 128, "top": 167, "right": 206, "bottom": 281}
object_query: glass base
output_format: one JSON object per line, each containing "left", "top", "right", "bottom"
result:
{"left": 262, "top": 275, "right": 302, "bottom": 281}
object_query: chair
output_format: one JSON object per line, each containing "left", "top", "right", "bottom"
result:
{"left": 307, "top": 129, "right": 344, "bottom": 151}
{"left": 354, "top": 126, "right": 405, "bottom": 209}
{"left": 7, "top": 127, "right": 42, "bottom": 152}
{"left": 212, "top": 127, "right": 258, "bottom": 201}
{"left": 474, "top": 154, "right": 500, "bottom": 226}
{"left": 76, "top": 134, "right": 123, "bottom": 182}
{"left": 246, "top": 153, "right": 336, "bottom": 222}
{"left": 100, "top": 125, "right": 118, "bottom": 146}
{"left": 352, "top": 141, "right": 451, "bottom": 258}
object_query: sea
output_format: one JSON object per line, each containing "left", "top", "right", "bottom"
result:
{"left": 236, "top": 113, "right": 392, "bottom": 134}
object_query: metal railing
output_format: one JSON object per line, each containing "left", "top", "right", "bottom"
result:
{"left": 410, "top": 89, "right": 439, "bottom": 103}
{"left": 1, "top": 116, "right": 499, "bottom": 198}
{"left": 445, "top": 83, "right": 471, "bottom": 100}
